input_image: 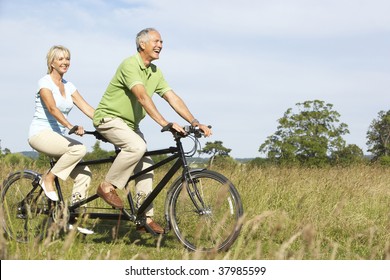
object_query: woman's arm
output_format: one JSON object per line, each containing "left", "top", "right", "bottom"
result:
{"left": 40, "top": 88, "right": 73, "bottom": 129}
{"left": 72, "top": 90, "right": 95, "bottom": 119}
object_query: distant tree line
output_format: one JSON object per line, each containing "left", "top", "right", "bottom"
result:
{"left": 200, "top": 100, "right": 389, "bottom": 167}
{"left": 255, "top": 100, "right": 389, "bottom": 167}
{"left": 1, "top": 100, "right": 389, "bottom": 168}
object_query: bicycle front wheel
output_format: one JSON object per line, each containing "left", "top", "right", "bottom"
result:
{"left": 167, "top": 170, "right": 243, "bottom": 252}
{"left": 1, "top": 170, "right": 52, "bottom": 242}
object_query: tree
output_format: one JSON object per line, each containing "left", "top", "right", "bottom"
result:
{"left": 331, "top": 144, "right": 364, "bottom": 165}
{"left": 35, "top": 152, "right": 51, "bottom": 168}
{"left": 3, "top": 153, "right": 33, "bottom": 167}
{"left": 259, "top": 100, "right": 350, "bottom": 166}
{"left": 199, "top": 141, "right": 232, "bottom": 166}
{"left": 84, "top": 141, "right": 116, "bottom": 160}
{"left": 366, "top": 110, "right": 390, "bottom": 161}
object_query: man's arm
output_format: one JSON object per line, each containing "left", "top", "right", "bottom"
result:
{"left": 162, "top": 90, "right": 196, "bottom": 123}
{"left": 131, "top": 85, "right": 187, "bottom": 134}
{"left": 131, "top": 84, "right": 171, "bottom": 127}
{"left": 163, "top": 90, "right": 212, "bottom": 137}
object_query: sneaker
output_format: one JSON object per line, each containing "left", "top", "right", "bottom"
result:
{"left": 68, "top": 224, "right": 94, "bottom": 235}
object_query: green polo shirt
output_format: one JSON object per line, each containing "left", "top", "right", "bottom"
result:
{"left": 93, "top": 53, "right": 171, "bottom": 130}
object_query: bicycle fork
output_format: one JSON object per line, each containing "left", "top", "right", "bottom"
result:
{"left": 183, "top": 172, "right": 210, "bottom": 216}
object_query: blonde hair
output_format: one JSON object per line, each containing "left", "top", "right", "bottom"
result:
{"left": 46, "top": 45, "right": 71, "bottom": 74}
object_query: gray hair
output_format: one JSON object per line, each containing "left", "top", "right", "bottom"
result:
{"left": 136, "top": 28, "right": 158, "bottom": 52}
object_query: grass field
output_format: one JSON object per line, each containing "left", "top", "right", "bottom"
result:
{"left": 1, "top": 162, "right": 389, "bottom": 260}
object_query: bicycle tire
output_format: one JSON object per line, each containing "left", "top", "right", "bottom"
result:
{"left": 1, "top": 170, "right": 52, "bottom": 242}
{"left": 167, "top": 169, "right": 244, "bottom": 252}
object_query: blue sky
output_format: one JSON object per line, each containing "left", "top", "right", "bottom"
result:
{"left": 0, "top": 0, "right": 389, "bottom": 158}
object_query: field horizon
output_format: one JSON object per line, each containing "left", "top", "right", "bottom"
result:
{"left": 1, "top": 162, "right": 389, "bottom": 260}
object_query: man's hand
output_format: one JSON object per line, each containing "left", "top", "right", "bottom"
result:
{"left": 198, "top": 124, "right": 212, "bottom": 137}
{"left": 171, "top": 122, "right": 187, "bottom": 135}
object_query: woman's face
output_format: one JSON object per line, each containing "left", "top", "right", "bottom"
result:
{"left": 51, "top": 51, "right": 70, "bottom": 75}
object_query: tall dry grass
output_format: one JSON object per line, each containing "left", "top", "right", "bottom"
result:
{"left": 1, "top": 161, "right": 389, "bottom": 260}
{"left": 222, "top": 164, "right": 390, "bottom": 259}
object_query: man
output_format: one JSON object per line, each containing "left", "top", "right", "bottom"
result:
{"left": 93, "top": 28, "right": 212, "bottom": 234}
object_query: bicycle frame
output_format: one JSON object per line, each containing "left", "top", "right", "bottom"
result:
{"left": 52, "top": 134, "right": 203, "bottom": 230}
{"left": 2, "top": 125, "right": 243, "bottom": 251}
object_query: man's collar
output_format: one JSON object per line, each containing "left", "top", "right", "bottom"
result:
{"left": 136, "top": 53, "right": 147, "bottom": 70}
{"left": 136, "top": 52, "right": 157, "bottom": 72}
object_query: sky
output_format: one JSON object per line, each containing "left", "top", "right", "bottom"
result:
{"left": 0, "top": 0, "right": 389, "bottom": 158}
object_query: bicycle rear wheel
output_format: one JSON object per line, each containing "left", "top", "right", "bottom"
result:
{"left": 167, "top": 170, "right": 243, "bottom": 252}
{"left": 1, "top": 170, "right": 52, "bottom": 242}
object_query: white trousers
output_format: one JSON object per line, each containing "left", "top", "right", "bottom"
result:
{"left": 95, "top": 117, "right": 154, "bottom": 216}
{"left": 28, "top": 129, "right": 92, "bottom": 204}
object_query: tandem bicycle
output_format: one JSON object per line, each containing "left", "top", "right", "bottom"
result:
{"left": 1, "top": 124, "right": 243, "bottom": 252}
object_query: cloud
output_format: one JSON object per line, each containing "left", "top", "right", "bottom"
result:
{"left": 0, "top": 0, "right": 389, "bottom": 158}
{"left": 116, "top": 0, "right": 390, "bottom": 38}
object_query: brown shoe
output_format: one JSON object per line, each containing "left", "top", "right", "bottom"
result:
{"left": 97, "top": 183, "right": 124, "bottom": 209}
{"left": 137, "top": 219, "right": 164, "bottom": 234}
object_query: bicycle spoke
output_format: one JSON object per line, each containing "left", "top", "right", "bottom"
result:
{"left": 1, "top": 172, "right": 51, "bottom": 242}
{"left": 168, "top": 170, "right": 243, "bottom": 252}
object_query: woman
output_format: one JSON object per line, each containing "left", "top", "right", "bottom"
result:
{"left": 28, "top": 45, "right": 94, "bottom": 218}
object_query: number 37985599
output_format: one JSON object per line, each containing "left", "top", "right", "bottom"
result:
{"left": 218, "top": 266, "right": 266, "bottom": 276}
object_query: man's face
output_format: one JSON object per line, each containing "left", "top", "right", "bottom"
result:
{"left": 141, "top": 31, "right": 163, "bottom": 61}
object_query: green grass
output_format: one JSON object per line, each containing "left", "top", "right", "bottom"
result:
{"left": 1, "top": 162, "right": 390, "bottom": 260}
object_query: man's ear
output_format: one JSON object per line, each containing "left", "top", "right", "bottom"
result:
{"left": 139, "top": 41, "right": 146, "bottom": 51}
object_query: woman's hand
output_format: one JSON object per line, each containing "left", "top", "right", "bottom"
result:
{"left": 68, "top": 125, "right": 85, "bottom": 136}
{"left": 74, "top": 125, "right": 85, "bottom": 136}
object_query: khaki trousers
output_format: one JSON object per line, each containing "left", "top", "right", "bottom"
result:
{"left": 95, "top": 117, "right": 154, "bottom": 216}
{"left": 28, "top": 129, "right": 92, "bottom": 204}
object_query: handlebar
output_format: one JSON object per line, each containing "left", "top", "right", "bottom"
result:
{"left": 161, "top": 123, "right": 211, "bottom": 140}
{"left": 68, "top": 126, "right": 79, "bottom": 135}
{"left": 68, "top": 125, "right": 109, "bottom": 142}
{"left": 68, "top": 124, "right": 211, "bottom": 141}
